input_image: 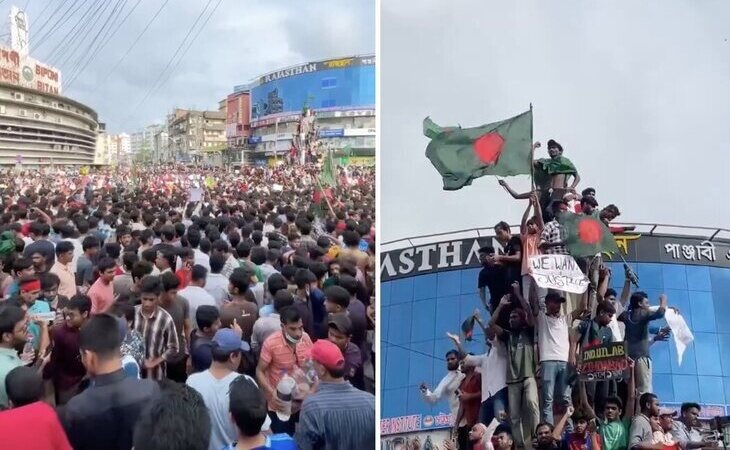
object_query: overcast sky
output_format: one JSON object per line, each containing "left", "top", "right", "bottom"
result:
{"left": 11, "top": 0, "right": 374, "bottom": 133}
{"left": 381, "top": 0, "right": 730, "bottom": 242}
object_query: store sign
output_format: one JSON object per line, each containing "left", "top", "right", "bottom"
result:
{"left": 0, "top": 43, "right": 61, "bottom": 94}
{"left": 381, "top": 234, "right": 730, "bottom": 282}
{"left": 257, "top": 55, "right": 375, "bottom": 85}
{"left": 318, "top": 128, "right": 344, "bottom": 138}
{"left": 247, "top": 136, "right": 262, "bottom": 144}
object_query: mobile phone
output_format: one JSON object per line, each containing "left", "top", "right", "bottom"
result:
{"left": 32, "top": 312, "right": 55, "bottom": 323}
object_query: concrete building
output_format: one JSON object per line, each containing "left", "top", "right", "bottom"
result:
{"left": 167, "top": 108, "right": 225, "bottom": 164}
{"left": 224, "top": 91, "right": 251, "bottom": 166}
{"left": 0, "top": 82, "right": 99, "bottom": 166}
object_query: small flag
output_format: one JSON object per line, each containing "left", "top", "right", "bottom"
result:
{"left": 557, "top": 212, "right": 621, "bottom": 258}
{"left": 461, "top": 315, "right": 476, "bottom": 341}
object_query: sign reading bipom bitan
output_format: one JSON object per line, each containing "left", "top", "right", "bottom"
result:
{"left": 529, "top": 254, "right": 589, "bottom": 294}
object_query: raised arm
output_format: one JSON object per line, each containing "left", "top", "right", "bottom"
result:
{"left": 498, "top": 179, "right": 530, "bottom": 200}
{"left": 597, "top": 266, "right": 611, "bottom": 300}
{"left": 570, "top": 291, "right": 589, "bottom": 322}
{"left": 511, "top": 281, "right": 535, "bottom": 327}
{"left": 625, "top": 358, "right": 636, "bottom": 418}
{"left": 533, "top": 192, "right": 545, "bottom": 230}
{"left": 446, "top": 332, "right": 466, "bottom": 359}
{"left": 521, "top": 199, "right": 533, "bottom": 236}
{"left": 488, "top": 296, "right": 510, "bottom": 337}
{"left": 620, "top": 268, "right": 632, "bottom": 306}
{"left": 553, "top": 405, "right": 574, "bottom": 441}
{"left": 578, "top": 380, "right": 596, "bottom": 420}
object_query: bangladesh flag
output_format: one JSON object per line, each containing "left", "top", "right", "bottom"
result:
{"left": 424, "top": 110, "right": 533, "bottom": 190}
{"left": 319, "top": 151, "right": 337, "bottom": 187}
{"left": 461, "top": 315, "right": 476, "bottom": 341}
{"left": 557, "top": 212, "right": 620, "bottom": 257}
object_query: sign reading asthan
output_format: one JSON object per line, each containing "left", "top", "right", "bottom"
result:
{"left": 529, "top": 255, "right": 589, "bottom": 294}
{"left": 578, "top": 342, "right": 629, "bottom": 381}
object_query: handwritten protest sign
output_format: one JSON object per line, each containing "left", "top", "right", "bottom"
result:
{"left": 188, "top": 187, "right": 203, "bottom": 202}
{"left": 529, "top": 254, "right": 589, "bottom": 294}
{"left": 578, "top": 341, "right": 629, "bottom": 381}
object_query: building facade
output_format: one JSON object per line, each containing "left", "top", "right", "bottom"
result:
{"left": 223, "top": 91, "right": 251, "bottom": 166}
{"left": 167, "top": 108, "right": 225, "bottom": 164}
{"left": 0, "top": 82, "right": 98, "bottom": 166}
{"left": 230, "top": 54, "right": 375, "bottom": 166}
{"left": 380, "top": 227, "right": 730, "bottom": 437}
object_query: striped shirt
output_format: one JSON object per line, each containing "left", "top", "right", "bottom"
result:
{"left": 540, "top": 220, "right": 568, "bottom": 255}
{"left": 259, "top": 330, "right": 313, "bottom": 410}
{"left": 294, "top": 381, "right": 375, "bottom": 450}
{"left": 133, "top": 305, "right": 179, "bottom": 380}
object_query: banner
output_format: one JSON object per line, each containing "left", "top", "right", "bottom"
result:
{"left": 578, "top": 341, "right": 629, "bottom": 381}
{"left": 529, "top": 254, "right": 589, "bottom": 294}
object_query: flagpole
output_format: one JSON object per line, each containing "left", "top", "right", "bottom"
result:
{"left": 529, "top": 103, "right": 536, "bottom": 193}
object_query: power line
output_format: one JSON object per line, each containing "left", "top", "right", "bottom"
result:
{"left": 65, "top": 0, "right": 144, "bottom": 89}
{"left": 31, "top": 0, "right": 68, "bottom": 45}
{"left": 32, "top": 0, "right": 56, "bottom": 27}
{"left": 50, "top": 0, "right": 105, "bottom": 67}
{"left": 97, "top": 0, "right": 170, "bottom": 86}
{"left": 44, "top": 0, "right": 101, "bottom": 64}
{"left": 128, "top": 0, "right": 216, "bottom": 116}
{"left": 33, "top": 0, "right": 88, "bottom": 51}
{"left": 152, "top": 0, "right": 223, "bottom": 96}
{"left": 56, "top": 0, "right": 114, "bottom": 74}
{"left": 64, "top": 0, "right": 127, "bottom": 86}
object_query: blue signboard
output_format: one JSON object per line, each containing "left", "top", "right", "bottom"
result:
{"left": 247, "top": 136, "right": 262, "bottom": 144}
{"left": 318, "top": 128, "right": 345, "bottom": 138}
{"left": 251, "top": 65, "right": 375, "bottom": 120}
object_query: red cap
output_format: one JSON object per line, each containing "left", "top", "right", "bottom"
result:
{"left": 310, "top": 339, "right": 345, "bottom": 371}
{"left": 20, "top": 279, "right": 41, "bottom": 293}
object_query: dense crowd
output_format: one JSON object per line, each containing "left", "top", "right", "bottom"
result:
{"left": 0, "top": 162, "right": 376, "bottom": 450}
{"left": 421, "top": 140, "right": 716, "bottom": 450}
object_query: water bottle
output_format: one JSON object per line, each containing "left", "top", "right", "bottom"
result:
{"left": 275, "top": 370, "right": 296, "bottom": 421}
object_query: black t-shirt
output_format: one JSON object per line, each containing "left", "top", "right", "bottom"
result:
{"left": 502, "top": 236, "right": 522, "bottom": 284}
{"left": 478, "top": 265, "right": 507, "bottom": 312}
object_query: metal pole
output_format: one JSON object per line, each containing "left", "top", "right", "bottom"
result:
{"left": 274, "top": 118, "right": 279, "bottom": 165}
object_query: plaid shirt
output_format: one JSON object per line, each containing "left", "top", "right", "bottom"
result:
{"left": 540, "top": 220, "right": 568, "bottom": 255}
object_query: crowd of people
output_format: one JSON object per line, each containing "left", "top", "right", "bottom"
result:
{"left": 421, "top": 140, "right": 716, "bottom": 450}
{"left": 0, "top": 162, "right": 376, "bottom": 450}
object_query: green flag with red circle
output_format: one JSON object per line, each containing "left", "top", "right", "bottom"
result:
{"left": 557, "top": 212, "right": 620, "bottom": 257}
{"left": 424, "top": 110, "right": 533, "bottom": 190}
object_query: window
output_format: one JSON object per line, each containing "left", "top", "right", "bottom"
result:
{"left": 0, "top": 105, "right": 5, "bottom": 114}
{"left": 18, "top": 109, "right": 27, "bottom": 117}
{"left": 321, "top": 77, "right": 337, "bottom": 89}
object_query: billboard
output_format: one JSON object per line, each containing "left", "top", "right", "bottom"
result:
{"left": 9, "top": 6, "right": 29, "bottom": 58}
{"left": 250, "top": 55, "right": 375, "bottom": 122}
{"left": 0, "top": 44, "right": 61, "bottom": 94}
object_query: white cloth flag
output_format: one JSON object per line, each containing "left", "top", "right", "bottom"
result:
{"left": 665, "top": 309, "right": 694, "bottom": 365}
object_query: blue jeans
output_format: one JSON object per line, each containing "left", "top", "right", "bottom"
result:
{"left": 541, "top": 360, "right": 571, "bottom": 425}
{"left": 479, "top": 387, "right": 508, "bottom": 424}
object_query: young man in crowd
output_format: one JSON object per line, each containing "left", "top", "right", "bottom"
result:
{"left": 419, "top": 349, "right": 465, "bottom": 433}
{"left": 190, "top": 305, "right": 222, "bottom": 373}
{"left": 0, "top": 366, "right": 72, "bottom": 449}
{"left": 159, "top": 272, "right": 191, "bottom": 382}
{"left": 0, "top": 304, "right": 27, "bottom": 408}
{"left": 671, "top": 403, "right": 706, "bottom": 450}
{"left": 251, "top": 290, "right": 294, "bottom": 354}
{"left": 221, "top": 267, "right": 259, "bottom": 344}
{"left": 327, "top": 313, "right": 364, "bottom": 390}
{"left": 295, "top": 339, "right": 375, "bottom": 450}
{"left": 133, "top": 381, "right": 211, "bottom": 450}
{"left": 187, "top": 328, "right": 270, "bottom": 450}
{"left": 493, "top": 221, "right": 522, "bottom": 286}
{"left": 60, "top": 313, "right": 161, "bottom": 450}
{"left": 113, "top": 252, "right": 138, "bottom": 299}
{"left": 206, "top": 253, "right": 231, "bottom": 307}
{"left": 179, "top": 265, "right": 217, "bottom": 330}
{"left": 225, "top": 375, "right": 296, "bottom": 450}
{"left": 488, "top": 284, "right": 539, "bottom": 450}
{"left": 256, "top": 307, "right": 314, "bottom": 435}
{"left": 619, "top": 292, "right": 667, "bottom": 395}
{"left": 44, "top": 294, "right": 91, "bottom": 405}
{"left": 134, "top": 275, "right": 179, "bottom": 380}
{"left": 50, "top": 240, "right": 77, "bottom": 299}
{"left": 75, "top": 236, "right": 100, "bottom": 289}
{"left": 629, "top": 393, "right": 662, "bottom": 450}
{"left": 88, "top": 257, "right": 117, "bottom": 314}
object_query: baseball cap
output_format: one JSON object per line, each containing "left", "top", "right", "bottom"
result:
{"left": 310, "top": 339, "right": 345, "bottom": 371}
{"left": 328, "top": 313, "right": 353, "bottom": 335}
{"left": 212, "top": 329, "right": 251, "bottom": 353}
{"left": 658, "top": 407, "right": 677, "bottom": 417}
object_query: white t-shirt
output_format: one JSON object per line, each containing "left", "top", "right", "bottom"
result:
{"left": 186, "top": 371, "right": 271, "bottom": 450}
{"left": 536, "top": 310, "right": 570, "bottom": 362}
{"left": 464, "top": 340, "right": 508, "bottom": 403}
{"left": 178, "top": 286, "right": 217, "bottom": 329}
